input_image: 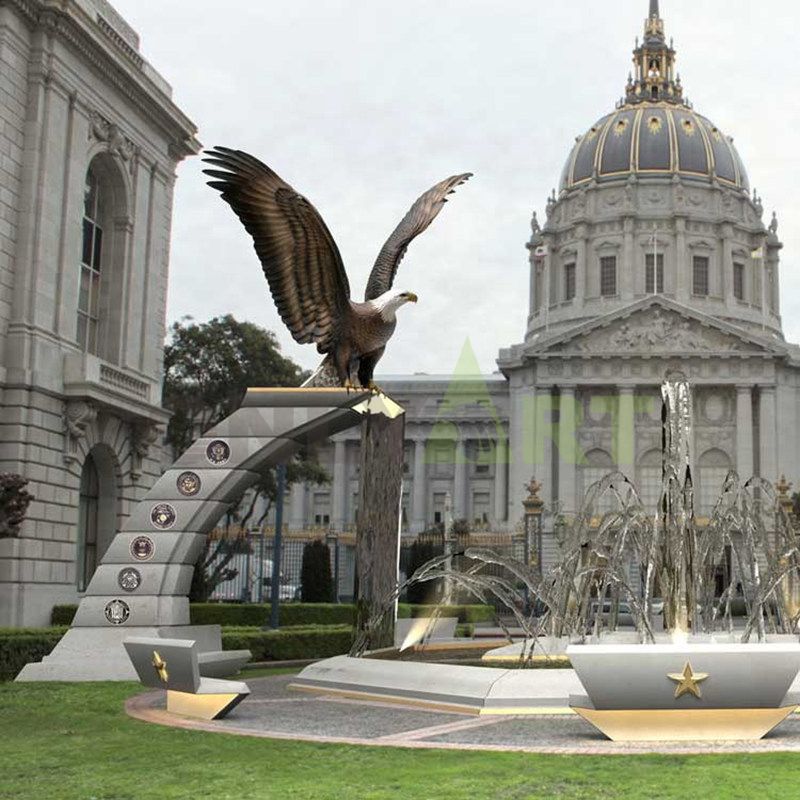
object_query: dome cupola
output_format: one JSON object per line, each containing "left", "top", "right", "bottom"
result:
{"left": 559, "top": 1, "right": 749, "bottom": 193}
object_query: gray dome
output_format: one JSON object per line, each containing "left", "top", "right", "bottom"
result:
{"left": 560, "top": 104, "right": 750, "bottom": 193}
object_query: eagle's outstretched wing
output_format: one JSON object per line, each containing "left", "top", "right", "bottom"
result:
{"left": 364, "top": 173, "right": 472, "bottom": 302}
{"left": 203, "top": 146, "right": 351, "bottom": 354}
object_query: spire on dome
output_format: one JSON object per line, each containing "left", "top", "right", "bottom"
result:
{"left": 624, "top": 1, "right": 685, "bottom": 106}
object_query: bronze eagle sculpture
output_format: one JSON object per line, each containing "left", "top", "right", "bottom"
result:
{"left": 202, "top": 147, "right": 471, "bottom": 389}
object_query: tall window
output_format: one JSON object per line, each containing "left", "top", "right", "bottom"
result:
{"left": 79, "top": 169, "right": 103, "bottom": 354}
{"left": 645, "top": 253, "right": 664, "bottom": 294}
{"left": 600, "top": 256, "right": 617, "bottom": 297}
{"left": 693, "top": 255, "right": 709, "bottom": 296}
{"left": 733, "top": 262, "right": 745, "bottom": 301}
{"left": 564, "top": 262, "right": 576, "bottom": 301}
{"left": 77, "top": 455, "right": 99, "bottom": 592}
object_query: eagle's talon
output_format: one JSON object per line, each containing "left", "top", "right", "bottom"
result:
{"left": 367, "top": 382, "right": 382, "bottom": 394}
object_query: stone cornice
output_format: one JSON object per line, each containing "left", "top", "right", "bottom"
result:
{"left": 3, "top": 0, "right": 200, "bottom": 159}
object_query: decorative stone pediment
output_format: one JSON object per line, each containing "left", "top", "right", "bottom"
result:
{"left": 530, "top": 298, "right": 784, "bottom": 358}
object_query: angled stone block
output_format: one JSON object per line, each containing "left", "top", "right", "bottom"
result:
{"left": 101, "top": 532, "right": 207, "bottom": 566}
{"left": 84, "top": 564, "right": 194, "bottom": 597}
{"left": 172, "top": 436, "right": 298, "bottom": 472}
{"left": 122, "top": 500, "right": 230, "bottom": 535}
{"left": 203, "top": 406, "right": 328, "bottom": 438}
{"left": 145, "top": 468, "right": 260, "bottom": 504}
{"left": 71, "top": 594, "right": 189, "bottom": 627}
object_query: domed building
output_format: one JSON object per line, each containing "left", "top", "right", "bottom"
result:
{"left": 283, "top": 1, "right": 797, "bottom": 585}
{"left": 497, "top": 0, "right": 794, "bottom": 563}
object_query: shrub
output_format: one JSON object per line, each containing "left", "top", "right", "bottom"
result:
{"left": 0, "top": 628, "right": 67, "bottom": 681}
{"left": 0, "top": 473, "right": 34, "bottom": 539}
{"left": 300, "top": 540, "right": 333, "bottom": 602}
{"left": 221, "top": 625, "right": 353, "bottom": 661}
{"left": 53, "top": 601, "right": 492, "bottom": 628}
{"left": 396, "top": 604, "right": 495, "bottom": 623}
{"left": 51, "top": 606, "right": 78, "bottom": 626}
{"left": 403, "top": 538, "right": 442, "bottom": 604}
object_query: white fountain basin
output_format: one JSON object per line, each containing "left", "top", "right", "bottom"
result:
{"left": 567, "top": 642, "right": 800, "bottom": 741}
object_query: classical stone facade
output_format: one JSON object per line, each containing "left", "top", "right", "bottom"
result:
{"left": 288, "top": 2, "right": 798, "bottom": 573}
{"left": 0, "top": 0, "right": 198, "bottom": 625}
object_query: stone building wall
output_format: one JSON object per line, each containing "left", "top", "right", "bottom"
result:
{"left": 0, "top": 0, "right": 198, "bottom": 627}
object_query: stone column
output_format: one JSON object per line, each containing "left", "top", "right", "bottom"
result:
{"left": 289, "top": 482, "right": 306, "bottom": 531}
{"left": 675, "top": 217, "right": 689, "bottom": 303}
{"left": 558, "top": 386, "right": 578, "bottom": 514}
{"left": 717, "top": 225, "right": 730, "bottom": 305}
{"left": 331, "top": 438, "right": 347, "bottom": 531}
{"left": 575, "top": 224, "right": 587, "bottom": 312}
{"left": 759, "top": 386, "right": 778, "bottom": 482}
{"left": 453, "top": 434, "right": 468, "bottom": 521}
{"left": 616, "top": 386, "right": 635, "bottom": 476}
{"left": 494, "top": 437, "right": 508, "bottom": 524}
{"left": 622, "top": 217, "right": 635, "bottom": 299}
{"left": 735, "top": 385, "right": 754, "bottom": 480}
{"left": 411, "top": 436, "right": 427, "bottom": 533}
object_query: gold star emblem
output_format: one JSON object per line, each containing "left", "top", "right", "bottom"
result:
{"left": 667, "top": 661, "right": 708, "bottom": 699}
{"left": 152, "top": 650, "right": 169, "bottom": 684}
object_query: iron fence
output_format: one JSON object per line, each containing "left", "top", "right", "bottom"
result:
{"left": 204, "top": 528, "right": 532, "bottom": 611}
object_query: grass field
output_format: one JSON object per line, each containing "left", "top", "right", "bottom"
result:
{"left": 2, "top": 672, "right": 800, "bottom": 799}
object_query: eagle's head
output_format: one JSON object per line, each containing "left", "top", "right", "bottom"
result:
{"left": 374, "top": 289, "right": 418, "bottom": 321}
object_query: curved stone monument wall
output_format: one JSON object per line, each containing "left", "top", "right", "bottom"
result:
{"left": 17, "top": 388, "right": 394, "bottom": 681}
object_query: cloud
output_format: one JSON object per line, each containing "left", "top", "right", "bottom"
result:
{"left": 112, "top": 0, "right": 800, "bottom": 372}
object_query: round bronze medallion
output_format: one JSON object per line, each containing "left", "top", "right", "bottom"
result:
{"left": 118, "top": 567, "right": 142, "bottom": 592}
{"left": 104, "top": 599, "right": 130, "bottom": 625}
{"left": 206, "top": 439, "right": 231, "bottom": 466}
{"left": 130, "top": 536, "right": 155, "bottom": 561}
{"left": 150, "top": 503, "right": 176, "bottom": 530}
{"left": 177, "top": 471, "right": 201, "bottom": 497}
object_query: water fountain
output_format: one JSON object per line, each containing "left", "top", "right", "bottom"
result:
{"left": 293, "top": 373, "right": 800, "bottom": 740}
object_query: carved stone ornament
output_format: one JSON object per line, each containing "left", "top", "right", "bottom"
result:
{"left": 104, "top": 599, "right": 130, "bottom": 625}
{"left": 177, "top": 471, "right": 202, "bottom": 497}
{"left": 88, "top": 110, "right": 138, "bottom": 171}
{"left": 64, "top": 400, "right": 98, "bottom": 464}
{"left": 565, "top": 310, "right": 750, "bottom": 356}
{"left": 130, "top": 536, "right": 155, "bottom": 561}
{"left": 130, "top": 422, "right": 160, "bottom": 482}
{"left": 206, "top": 440, "right": 231, "bottom": 466}
{"left": 150, "top": 503, "right": 177, "bottom": 530}
{"left": 118, "top": 567, "right": 142, "bottom": 592}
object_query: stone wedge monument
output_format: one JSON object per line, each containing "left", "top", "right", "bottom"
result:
{"left": 17, "top": 387, "right": 402, "bottom": 681}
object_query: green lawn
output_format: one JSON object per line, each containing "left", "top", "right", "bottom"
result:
{"left": 2, "top": 674, "right": 800, "bottom": 799}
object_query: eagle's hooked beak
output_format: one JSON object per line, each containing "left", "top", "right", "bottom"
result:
{"left": 406, "top": 292, "right": 418, "bottom": 304}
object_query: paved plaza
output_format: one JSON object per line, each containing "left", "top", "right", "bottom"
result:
{"left": 126, "top": 674, "right": 800, "bottom": 756}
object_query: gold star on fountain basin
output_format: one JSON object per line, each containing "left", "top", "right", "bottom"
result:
{"left": 667, "top": 662, "right": 708, "bottom": 699}
{"left": 152, "top": 650, "right": 169, "bottom": 684}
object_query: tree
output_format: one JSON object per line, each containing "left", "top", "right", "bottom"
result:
{"left": 300, "top": 539, "right": 334, "bottom": 602}
{"left": 162, "top": 315, "right": 329, "bottom": 601}
{"left": 0, "top": 473, "right": 33, "bottom": 539}
{"left": 163, "top": 314, "right": 305, "bottom": 457}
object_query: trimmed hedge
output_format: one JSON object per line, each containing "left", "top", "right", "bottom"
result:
{"left": 51, "top": 601, "right": 495, "bottom": 628}
{"left": 396, "top": 604, "right": 496, "bottom": 623}
{"left": 223, "top": 625, "right": 354, "bottom": 662}
{"left": 51, "top": 605, "right": 78, "bottom": 626}
{"left": 0, "top": 627, "right": 67, "bottom": 681}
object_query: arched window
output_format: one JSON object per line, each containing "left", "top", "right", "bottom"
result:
{"left": 77, "top": 156, "right": 130, "bottom": 363}
{"left": 697, "top": 449, "right": 732, "bottom": 516}
{"left": 78, "top": 168, "right": 103, "bottom": 354}
{"left": 76, "top": 445, "right": 120, "bottom": 591}
{"left": 77, "top": 454, "right": 99, "bottom": 592}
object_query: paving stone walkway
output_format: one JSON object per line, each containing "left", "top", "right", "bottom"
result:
{"left": 125, "top": 675, "right": 800, "bottom": 755}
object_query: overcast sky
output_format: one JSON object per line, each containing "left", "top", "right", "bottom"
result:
{"left": 111, "top": 0, "right": 800, "bottom": 377}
